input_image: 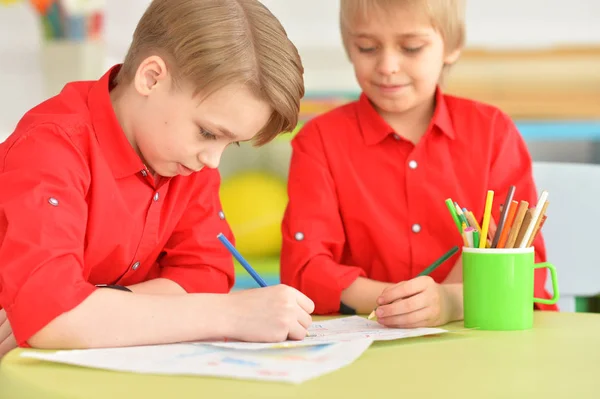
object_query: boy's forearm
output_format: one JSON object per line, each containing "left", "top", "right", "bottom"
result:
{"left": 442, "top": 258, "right": 464, "bottom": 321}
{"left": 126, "top": 278, "right": 186, "bottom": 295}
{"left": 443, "top": 257, "right": 463, "bottom": 284}
{"left": 340, "top": 277, "right": 393, "bottom": 314}
{"left": 28, "top": 290, "right": 231, "bottom": 350}
{"left": 441, "top": 283, "right": 464, "bottom": 321}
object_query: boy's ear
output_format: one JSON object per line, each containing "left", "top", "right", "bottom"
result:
{"left": 443, "top": 47, "right": 462, "bottom": 66}
{"left": 133, "top": 56, "right": 170, "bottom": 96}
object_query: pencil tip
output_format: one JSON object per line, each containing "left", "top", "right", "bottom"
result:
{"left": 367, "top": 310, "right": 376, "bottom": 320}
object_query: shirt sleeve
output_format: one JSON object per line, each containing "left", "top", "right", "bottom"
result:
{"left": 280, "top": 122, "right": 366, "bottom": 314}
{"left": 0, "top": 126, "right": 97, "bottom": 346}
{"left": 158, "top": 169, "right": 235, "bottom": 294}
{"left": 488, "top": 112, "right": 557, "bottom": 311}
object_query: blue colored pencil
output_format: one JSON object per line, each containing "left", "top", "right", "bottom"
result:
{"left": 217, "top": 233, "right": 267, "bottom": 287}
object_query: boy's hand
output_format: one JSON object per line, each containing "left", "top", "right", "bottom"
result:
{"left": 225, "top": 285, "right": 314, "bottom": 342}
{"left": 0, "top": 309, "right": 17, "bottom": 358}
{"left": 374, "top": 276, "right": 459, "bottom": 328}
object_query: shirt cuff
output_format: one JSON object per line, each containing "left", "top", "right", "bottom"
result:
{"left": 297, "top": 255, "right": 366, "bottom": 314}
{"left": 7, "top": 277, "right": 96, "bottom": 347}
{"left": 160, "top": 265, "right": 233, "bottom": 294}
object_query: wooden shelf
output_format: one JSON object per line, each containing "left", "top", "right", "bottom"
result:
{"left": 444, "top": 46, "right": 600, "bottom": 119}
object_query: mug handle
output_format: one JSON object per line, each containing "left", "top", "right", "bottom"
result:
{"left": 533, "top": 262, "right": 560, "bottom": 305}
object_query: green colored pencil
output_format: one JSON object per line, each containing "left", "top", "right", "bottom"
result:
{"left": 418, "top": 246, "right": 460, "bottom": 276}
{"left": 445, "top": 198, "right": 462, "bottom": 232}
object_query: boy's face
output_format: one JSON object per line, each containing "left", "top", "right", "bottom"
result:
{"left": 345, "top": 5, "right": 460, "bottom": 116}
{"left": 126, "top": 61, "right": 272, "bottom": 177}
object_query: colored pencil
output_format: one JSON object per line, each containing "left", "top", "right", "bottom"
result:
{"left": 491, "top": 185, "right": 516, "bottom": 248}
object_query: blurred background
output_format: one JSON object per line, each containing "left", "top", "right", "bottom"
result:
{"left": 0, "top": 1, "right": 599, "bottom": 311}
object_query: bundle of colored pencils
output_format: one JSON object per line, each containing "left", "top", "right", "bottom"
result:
{"left": 30, "top": 0, "right": 104, "bottom": 41}
{"left": 446, "top": 186, "right": 549, "bottom": 249}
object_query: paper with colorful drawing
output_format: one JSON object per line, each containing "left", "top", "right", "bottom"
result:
{"left": 19, "top": 316, "right": 447, "bottom": 384}
{"left": 21, "top": 339, "right": 373, "bottom": 384}
{"left": 201, "top": 316, "right": 448, "bottom": 349}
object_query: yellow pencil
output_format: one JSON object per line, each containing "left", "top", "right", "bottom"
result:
{"left": 479, "top": 190, "right": 494, "bottom": 248}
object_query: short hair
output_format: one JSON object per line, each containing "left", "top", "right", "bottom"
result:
{"left": 116, "top": 0, "right": 304, "bottom": 145}
{"left": 340, "top": 0, "right": 466, "bottom": 58}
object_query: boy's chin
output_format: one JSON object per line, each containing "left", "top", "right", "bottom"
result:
{"left": 368, "top": 95, "right": 415, "bottom": 115}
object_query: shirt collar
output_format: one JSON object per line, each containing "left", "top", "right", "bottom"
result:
{"left": 357, "top": 86, "right": 456, "bottom": 146}
{"left": 88, "top": 64, "right": 146, "bottom": 179}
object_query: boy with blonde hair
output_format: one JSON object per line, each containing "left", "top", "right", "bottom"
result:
{"left": 0, "top": 0, "right": 312, "bottom": 357}
{"left": 281, "top": 0, "right": 556, "bottom": 326}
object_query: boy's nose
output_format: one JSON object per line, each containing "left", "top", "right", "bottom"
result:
{"left": 198, "top": 150, "right": 223, "bottom": 170}
{"left": 377, "top": 51, "right": 401, "bottom": 76}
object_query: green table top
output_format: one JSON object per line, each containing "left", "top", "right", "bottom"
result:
{"left": 1, "top": 312, "right": 599, "bottom": 398}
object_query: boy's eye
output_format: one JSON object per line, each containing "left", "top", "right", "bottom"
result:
{"left": 199, "top": 128, "right": 216, "bottom": 140}
{"left": 357, "top": 46, "right": 376, "bottom": 53}
{"left": 403, "top": 46, "right": 423, "bottom": 54}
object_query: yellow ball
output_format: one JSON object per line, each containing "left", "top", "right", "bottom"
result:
{"left": 220, "top": 171, "right": 288, "bottom": 257}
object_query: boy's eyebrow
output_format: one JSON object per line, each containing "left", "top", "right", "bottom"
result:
{"left": 350, "top": 32, "right": 430, "bottom": 39}
{"left": 215, "top": 124, "right": 239, "bottom": 141}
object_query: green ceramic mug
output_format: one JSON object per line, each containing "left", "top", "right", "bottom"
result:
{"left": 462, "top": 247, "right": 559, "bottom": 331}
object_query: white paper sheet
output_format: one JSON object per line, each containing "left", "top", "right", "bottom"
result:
{"left": 19, "top": 316, "right": 447, "bottom": 384}
{"left": 21, "top": 339, "right": 373, "bottom": 384}
{"left": 200, "top": 316, "right": 448, "bottom": 350}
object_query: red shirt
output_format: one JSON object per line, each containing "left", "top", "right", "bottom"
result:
{"left": 0, "top": 66, "right": 235, "bottom": 346}
{"left": 280, "top": 89, "right": 557, "bottom": 314}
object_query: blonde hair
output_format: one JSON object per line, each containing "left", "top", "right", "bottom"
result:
{"left": 116, "top": 0, "right": 304, "bottom": 146}
{"left": 340, "top": 0, "right": 466, "bottom": 59}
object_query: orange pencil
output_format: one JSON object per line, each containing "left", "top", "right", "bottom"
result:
{"left": 497, "top": 200, "right": 518, "bottom": 248}
{"left": 491, "top": 186, "right": 516, "bottom": 248}
{"left": 505, "top": 200, "right": 529, "bottom": 248}
{"left": 29, "top": 0, "right": 53, "bottom": 14}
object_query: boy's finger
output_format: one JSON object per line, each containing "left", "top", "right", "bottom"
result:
{"left": 377, "top": 307, "right": 432, "bottom": 328}
{"left": 0, "top": 318, "right": 11, "bottom": 343}
{"left": 295, "top": 291, "right": 315, "bottom": 314}
{"left": 378, "top": 276, "right": 431, "bottom": 305}
{"left": 0, "top": 333, "right": 16, "bottom": 358}
{"left": 297, "top": 309, "right": 313, "bottom": 329}
{"left": 287, "top": 322, "right": 309, "bottom": 341}
{"left": 376, "top": 292, "right": 428, "bottom": 318}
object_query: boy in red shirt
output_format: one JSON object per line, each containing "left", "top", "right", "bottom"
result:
{"left": 0, "top": 0, "right": 313, "bottom": 357}
{"left": 280, "top": 0, "right": 556, "bottom": 327}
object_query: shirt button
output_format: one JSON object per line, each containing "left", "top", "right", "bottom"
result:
{"left": 48, "top": 197, "right": 59, "bottom": 206}
{"left": 153, "top": 192, "right": 159, "bottom": 202}
{"left": 412, "top": 224, "right": 422, "bottom": 233}
{"left": 393, "top": 134, "right": 401, "bottom": 140}
{"left": 218, "top": 211, "right": 225, "bottom": 220}
{"left": 132, "top": 261, "right": 140, "bottom": 270}
{"left": 141, "top": 170, "right": 148, "bottom": 177}
{"left": 408, "top": 160, "right": 418, "bottom": 169}
{"left": 294, "top": 232, "right": 305, "bottom": 241}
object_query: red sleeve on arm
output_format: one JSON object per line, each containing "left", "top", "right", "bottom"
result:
{"left": 488, "top": 113, "right": 557, "bottom": 311}
{"left": 280, "top": 122, "right": 365, "bottom": 314}
{"left": 0, "top": 127, "right": 97, "bottom": 346}
{"left": 158, "top": 170, "right": 235, "bottom": 294}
